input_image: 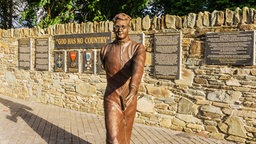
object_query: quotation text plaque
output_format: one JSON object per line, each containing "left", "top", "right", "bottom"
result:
{"left": 18, "top": 38, "right": 32, "bottom": 70}
{"left": 205, "top": 31, "right": 256, "bottom": 65}
{"left": 154, "top": 32, "right": 182, "bottom": 79}
{"left": 35, "top": 38, "right": 50, "bottom": 71}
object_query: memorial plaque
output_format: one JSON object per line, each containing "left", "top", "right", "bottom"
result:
{"left": 83, "top": 50, "right": 94, "bottom": 74}
{"left": 205, "top": 31, "right": 256, "bottom": 65}
{"left": 18, "top": 38, "right": 31, "bottom": 70}
{"left": 129, "top": 33, "right": 145, "bottom": 45}
{"left": 154, "top": 32, "right": 182, "bottom": 79}
{"left": 54, "top": 32, "right": 112, "bottom": 49}
{"left": 54, "top": 51, "right": 64, "bottom": 72}
{"left": 67, "top": 51, "right": 78, "bottom": 73}
{"left": 35, "top": 38, "right": 50, "bottom": 71}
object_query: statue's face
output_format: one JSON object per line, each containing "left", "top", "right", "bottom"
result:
{"left": 113, "top": 20, "right": 129, "bottom": 40}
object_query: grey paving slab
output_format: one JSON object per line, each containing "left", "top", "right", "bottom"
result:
{"left": 0, "top": 94, "right": 235, "bottom": 144}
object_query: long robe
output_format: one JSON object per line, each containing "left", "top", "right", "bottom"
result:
{"left": 100, "top": 38, "right": 146, "bottom": 144}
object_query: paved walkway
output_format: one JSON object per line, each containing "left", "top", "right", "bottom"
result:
{"left": 0, "top": 94, "right": 235, "bottom": 144}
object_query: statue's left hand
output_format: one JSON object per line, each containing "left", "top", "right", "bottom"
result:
{"left": 125, "top": 87, "right": 137, "bottom": 107}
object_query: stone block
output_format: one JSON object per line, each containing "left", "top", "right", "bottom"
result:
{"left": 175, "top": 16, "right": 182, "bottom": 29}
{"left": 178, "top": 97, "right": 197, "bottom": 115}
{"left": 155, "top": 103, "right": 168, "bottom": 110}
{"left": 211, "top": 10, "right": 218, "bottom": 26}
{"left": 226, "top": 135, "right": 246, "bottom": 143}
{"left": 137, "top": 96, "right": 154, "bottom": 113}
{"left": 183, "top": 127, "right": 193, "bottom": 133}
{"left": 104, "top": 20, "right": 109, "bottom": 32}
{"left": 207, "top": 90, "right": 241, "bottom": 104}
{"left": 194, "top": 77, "right": 208, "bottom": 85}
{"left": 226, "top": 116, "right": 247, "bottom": 138}
{"left": 86, "top": 22, "right": 94, "bottom": 33}
{"left": 242, "top": 7, "right": 250, "bottom": 24}
{"left": 175, "top": 68, "right": 194, "bottom": 86}
{"left": 187, "top": 123, "right": 205, "bottom": 131}
{"left": 216, "top": 11, "right": 225, "bottom": 26}
{"left": 142, "top": 15, "right": 151, "bottom": 30}
{"left": 209, "top": 132, "right": 225, "bottom": 140}
{"left": 108, "top": 21, "right": 114, "bottom": 32}
{"left": 182, "top": 38, "right": 192, "bottom": 47}
{"left": 135, "top": 17, "right": 142, "bottom": 31}
{"left": 205, "top": 126, "right": 218, "bottom": 133}
{"left": 187, "top": 13, "right": 196, "bottom": 28}
{"left": 195, "top": 99, "right": 211, "bottom": 105}
{"left": 98, "top": 21, "right": 104, "bottom": 32}
{"left": 170, "top": 125, "right": 183, "bottom": 131}
{"left": 172, "top": 117, "right": 186, "bottom": 127}
{"left": 160, "top": 117, "right": 173, "bottom": 128}
{"left": 245, "top": 126, "right": 256, "bottom": 133}
{"left": 145, "top": 52, "right": 152, "bottom": 66}
{"left": 165, "top": 14, "right": 176, "bottom": 29}
{"left": 196, "top": 12, "right": 203, "bottom": 28}
{"left": 146, "top": 85, "right": 170, "bottom": 97}
{"left": 200, "top": 105, "right": 223, "bottom": 115}
{"left": 203, "top": 11, "right": 210, "bottom": 27}
{"left": 218, "top": 122, "right": 228, "bottom": 133}
{"left": 176, "top": 114, "right": 202, "bottom": 124}
{"left": 183, "top": 15, "right": 188, "bottom": 28}
{"left": 234, "top": 7, "right": 241, "bottom": 25}
{"left": 189, "top": 40, "right": 202, "bottom": 58}
{"left": 225, "top": 9, "right": 234, "bottom": 25}
{"left": 76, "top": 82, "right": 96, "bottom": 97}
{"left": 226, "top": 79, "right": 241, "bottom": 86}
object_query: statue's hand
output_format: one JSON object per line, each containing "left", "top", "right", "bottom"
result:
{"left": 125, "top": 87, "right": 137, "bottom": 107}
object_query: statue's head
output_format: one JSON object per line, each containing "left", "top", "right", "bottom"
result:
{"left": 113, "top": 13, "right": 131, "bottom": 40}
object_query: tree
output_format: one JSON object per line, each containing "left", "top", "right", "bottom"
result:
{"left": 0, "top": 0, "right": 13, "bottom": 29}
{"left": 21, "top": 0, "right": 76, "bottom": 28}
{"left": 144, "top": 0, "right": 256, "bottom": 17}
{"left": 144, "top": 0, "right": 208, "bottom": 17}
{"left": 206, "top": 0, "right": 256, "bottom": 12}
{"left": 64, "top": 0, "right": 150, "bottom": 22}
{"left": 19, "top": 0, "right": 150, "bottom": 28}
{"left": 0, "top": 0, "right": 26, "bottom": 29}
{"left": 2, "top": 0, "right": 256, "bottom": 29}
{"left": 97, "top": 0, "right": 150, "bottom": 21}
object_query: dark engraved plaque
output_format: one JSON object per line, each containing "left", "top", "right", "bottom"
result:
{"left": 83, "top": 50, "right": 94, "bottom": 74}
{"left": 154, "top": 32, "right": 182, "bottom": 79}
{"left": 67, "top": 51, "right": 78, "bottom": 73}
{"left": 129, "top": 33, "right": 145, "bottom": 45}
{"left": 54, "top": 32, "right": 112, "bottom": 49}
{"left": 35, "top": 38, "right": 50, "bottom": 71}
{"left": 54, "top": 51, "right": 64, "bottom": 72}
{"left": 18, "top": 38, "right": 31, "bottom": 70}
{"left": 205, "top": 31, "right": 256, "bottom": 65}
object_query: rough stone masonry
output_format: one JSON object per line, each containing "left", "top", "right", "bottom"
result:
{"left": 0, "top": 7, "right": 256, "bottom": 143}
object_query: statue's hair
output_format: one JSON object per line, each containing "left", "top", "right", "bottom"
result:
{"left": 113, "top": 13, "right": 131, "bottom": 23}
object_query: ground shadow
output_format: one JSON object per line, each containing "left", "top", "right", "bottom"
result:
{"left": 0, "top": 97, "right": 91, "bottom": 144}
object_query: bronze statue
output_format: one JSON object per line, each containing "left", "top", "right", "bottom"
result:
{"left": 100, "top": 13, "right": 146, "bottom": 144}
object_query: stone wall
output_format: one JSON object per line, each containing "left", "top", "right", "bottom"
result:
{"left": 0, "top": 7, "right": 256, "bottom": 143}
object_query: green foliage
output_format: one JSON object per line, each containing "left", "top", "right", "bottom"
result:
{"left": 0, "top": 0, "right": 13, "bottom": 29}
{"left": 21, "top": 0, "right": 76, "bottom": 28}
{"left": 207, "top": 0, "right": 256, "bottom": 12}
{"left": 144, "top": 0, "right": 208, "bottom": 16}
{"left": 97, "top": 0, "right": 150, "bottom": 20}
{"left": 145, "top": 0, "right": 256, "bottom": 17}
{"left": 74, "top": 0, "right": 150, "bottom": 22}
{"left": 1, "top": 0, "right": 256, "bottom": 29}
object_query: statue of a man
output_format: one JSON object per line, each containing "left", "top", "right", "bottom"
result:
{"left": 100, "top": 13, "right": 146, "bottom": 144}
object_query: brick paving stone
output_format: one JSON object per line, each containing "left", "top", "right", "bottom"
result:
{"left": 0, "top": 94, "right": 236, "bottom": 144}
